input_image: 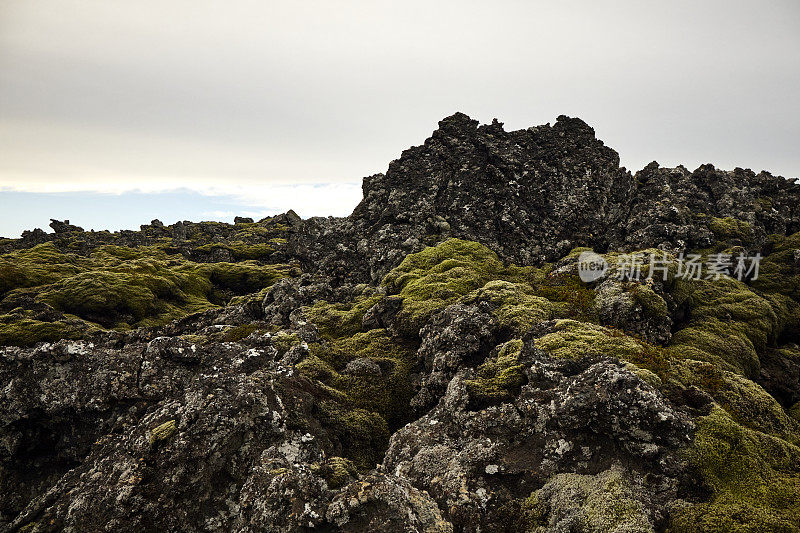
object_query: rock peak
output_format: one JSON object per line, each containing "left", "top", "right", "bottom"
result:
{"left": 292, "top": 114, "right": 800, "bottom": 282}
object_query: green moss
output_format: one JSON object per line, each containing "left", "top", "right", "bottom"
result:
{"left": 789, "top": 402, "right": 800, "bottom": 423}
{"left": 302, "top": 329, "right": 417, "bottom": 428}
{"left": 752, "top": 232, "right": 800, "bottom": 302}
{"left": 39, "top": 270, "right": 185, "bottom": 326}
{"left": 533, "top": 318, "right": 674, "bottom": 377}
{"left": 670, "top": 406, "right": 800, "bottom": 532}
{"left": 318, "top": 403, "right": 389, "bottom": 470}
{"left": 149, "top": 419, "right": 177, "bottom": 445}
{"left": 296, "top": 353, "right": 336, "bottom": 381}
{"left": 533, "top": 271, "right": 596, "bottom": 319}
{"left": 382, "top": 239, "right": 507, "bottom": 336}
{"left": 304, "top": 295, "right": 381, "bottom": 338}
{"left": 319, "top": 456, "right": 358, "bottom": 488}
{"left": 221, "top": 323, "right": 260, "bottom": 342}
{"left": 668, "top": 276, "right": 781, "bottom": 378}
{"left": 624, "top": 362, "right": 663, "bottom": 389}
{"left": 688, "top": 277, "right": 777, "bottom": 351}
{"left": 0, "top": 242, "right": 289, "bottom": 346}
{"left": 0, "top": 314, "right": 89, "bottom": 347}
{"left": 713, "top": 371, "right": 797, "bottom": 438}
{"left": 195, "top": 241, "right": 275, "bottom": 261}
{"left": 378, "top": 239, "right": 590, "bottom": 338}
{"left": 630, "top": 283, "right": 669, "bottom": 318}
{"left": 465, "top": 339, "right": 527, "bottom": 407}
{"left": 0, "top": 243, "right": 82, "bottom": 295}
{"left": 198, "top": 261, "right": 287, "bottom": 295}
{"left": 535, "top": 319, "right": 646, "bottom": 361}
{"left": 463, "top": 280, "right": 553, "bottom": 336}
{"left": 669, "top": 321, "right": 760, "bottom": 378}
{"left": 672, "top": 360, "right": 797, "bottom": 438}
{"left": 529, "top": 467, "right": 653, "bottom": 532}
{"left": 708, "top": 216, "right": 754, "bottom": 243}
{"left": 271, "top": 332, "right": 300, "bottom": 355}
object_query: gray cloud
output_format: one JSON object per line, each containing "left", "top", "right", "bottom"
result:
{"left": 1, "top": 0, "right": 798, "bottom": 199}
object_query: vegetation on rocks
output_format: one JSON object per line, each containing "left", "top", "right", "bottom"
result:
{"left": 0, "top": 242, "right": 290, "bottom": 345}
{"left": 2, "top": 114, "right": 800, "bottom": 531}
{"left": 671, "top": 407, "right": 800, "bottom": 532}
{"left": 464, "top": 338, "right": 527, "bottom": 407}
{"left": 707, "top": 216, "right": 755, "bottom": 243}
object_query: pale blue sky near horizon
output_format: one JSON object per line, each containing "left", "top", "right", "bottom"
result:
{"left": 1, "top": 0, "right": 799, "bottom": 238}
{"left": 0, "top": 189, "right": 262, "bottom": 238}
{"left": 0, "top": 184, "right": 363, "bottom": 238}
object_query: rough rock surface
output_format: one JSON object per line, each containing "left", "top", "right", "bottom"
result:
{"left": 287, "top": 114, "right": 800, "bottom": 282}
{"left": 384, "top": 346, "right": 693, "bottom": 532}
{"left": 1, "top": 114, "right": 800, "bottom": 532}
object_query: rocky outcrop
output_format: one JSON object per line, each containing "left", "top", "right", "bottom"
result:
{"left": 1, "top": 114, "right": 800, "bottom": 532}
{"left": 288, "top": 113, "right": 800, "bottom": 283}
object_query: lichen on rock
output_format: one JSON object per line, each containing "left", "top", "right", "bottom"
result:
{"left": 2, "top": 113, "right": 800, "bottom": 532}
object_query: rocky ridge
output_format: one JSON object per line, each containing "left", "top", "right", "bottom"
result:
{"left": 1, "top": 114, "right": 799, "bottom": 532}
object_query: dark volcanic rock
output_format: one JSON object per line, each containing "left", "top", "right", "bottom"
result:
{"left": 288, "top": 113, "right": 800, "bottom": 283}
{"left": 383, "top": 346, "right": 693, "bottom": 532}
{"left": 2, "top": 113, "right": 800, "bottom": 532}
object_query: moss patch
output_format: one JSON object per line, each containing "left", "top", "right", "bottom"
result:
{"left": 305, "top": 295, "right": 381, "bottom": 338}
{"left": 149, "top": 420, "right": 177, "bottom": 445}
{"left": 0, "top": 314, "right": 90, "bottom": 347}
{"left": 529, "top": 467, "right": 653, "bottom": 532}
{"left": 534, "top": 319, "right": 647, "bottom": 361}
{"left": 463, "top": 280, "right": 553, "bottom": 336}
{"left": 465, "top": 339, "right": 527, "bottom": 408}
{"left": 671, "top": 406, "right": 800, "bottom": 532}
{"left": 668, "top": 276, "right": 781, "bottom": 378}
{"left": 318, "top": 456, "right": 358, "bottom": 489}
{"left": 301, "top": 329, "right": 417, "bottom": 428}
{"left": 708, "top": 216, "right": 754, "bottom": 243}
{"left": 382, "top": 238, "right": 507, "bottom": 336}
{"left": 0, "top": 243, "right": 290, "bottom": 346}
{"left": 317, "top": 403, "right": 389, "bottom": 470}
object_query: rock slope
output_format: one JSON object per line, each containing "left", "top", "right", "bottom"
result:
{"left": 1, "top": 114, "right": 799, "bottom": 532}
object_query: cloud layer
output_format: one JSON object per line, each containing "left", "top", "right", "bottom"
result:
{"left": 1, "top": 1, "right": 798, "bottom": 221}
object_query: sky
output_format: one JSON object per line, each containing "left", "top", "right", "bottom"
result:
{"left": 1, "top": 1, "right": 799, "bottom": 237}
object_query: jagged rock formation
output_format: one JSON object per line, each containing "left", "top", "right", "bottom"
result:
{"left": 289, "top": 113, "right": 800, "bottom": 282}
{"left": 1, "top": 114, "right": 800, "bottom": 532}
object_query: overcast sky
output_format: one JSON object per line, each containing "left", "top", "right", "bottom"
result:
{"left": 1, "top": 1, "right": 799, "bottom": 236}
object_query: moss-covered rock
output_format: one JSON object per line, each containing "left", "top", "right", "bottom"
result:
{"left": 380, "top": 239, "right": 594, "bottom": 339}
{"left": 0, "top": 314, "right": 90, "bottom": 347}
{"left": 534, "top": 319, "right": 646, "bottom": 361}
{"left": 0, "top": 243, "right": 290, "bottom": 345}
{"left": 671, "top": 406, "right": 800, "bottom": 532}
{"left": 149, "top": 419, "right": 177, "bottom": 445}
{"left": 301, "top": 329, "right": 417, "bottom": 428}
{"left": 751, "top": 232, "right": 800, "bottom": 340}
{"left": 383, "top": 238, "right": 507, "bottom": 336}
{"left": 529, "top": 466, "right": 654, "bottom": 532}
{"left": 464, "top": 338, "right": 527, "bottom": 407}
{"left": 668, "top": 276, "right": 781, "bottom": 378}
{"left": 305, "top": 295, "right": 381, "bottom": 338}
{"left": 318, "top": 456, "right": 358, "bottom": 489}
{"left": 708, "top": 216, "right": 754, "bottom": 243}
{"left": 670, "top": 360, "right": 797, "bottom": 439}
{"left": 318, "top": 403, "right": 389, "bottom": 470}
{"left": 463, "top": 280, "right": 553, "bottom": 336}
